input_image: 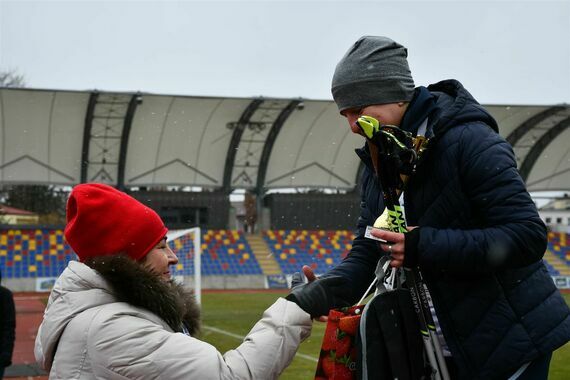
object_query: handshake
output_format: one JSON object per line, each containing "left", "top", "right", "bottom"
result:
{"left": 285, "top": 266, "right": 352, "bottom": 319}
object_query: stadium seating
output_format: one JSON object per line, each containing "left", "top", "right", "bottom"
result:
{"left": 0, "top": 228, "right": 262, "bottom": 278}
{"left": 543, "top": 260, "right": 560, "bottom": 276}
{"left": 548, "top": 232, "right": 569, "bottom": 258}
{"left": 546, "top": 231, "right": 570, "bottom": 274}
{"left": 2, "top": 228, "right": 566, "bottom": 279}
{"left": 0, "top": 229, "right": 74, "bottom": 278}
{"left": 263, "top": 230, "right": 354, "bottom": 274}
{"left": 170, "top": 230, "right": 262, "bottom": 276}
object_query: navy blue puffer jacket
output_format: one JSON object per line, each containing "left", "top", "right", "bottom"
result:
{"left": 328, "top": 80, "right": 570, "bottom": 379}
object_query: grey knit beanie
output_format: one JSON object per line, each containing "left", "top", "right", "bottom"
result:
{"left": 331, "top": 36, "right": 415, "bottom": 112}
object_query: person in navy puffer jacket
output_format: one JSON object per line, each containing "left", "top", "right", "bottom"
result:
{"left": 286, "top": 36, "right": 570, "bottom": 379}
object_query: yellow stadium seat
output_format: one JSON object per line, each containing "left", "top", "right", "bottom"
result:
{"left": 280, "top": 253, "right": 287, "bottom": 260}
{"left": 176, "top": 264, "right": 183, "bottom": 270}
{"left": 14, "top": 255, "right": 22, "bottom": 262}
{"left": 15, "top": 244, "right": 21, "bottom": 251}
{"left": 29, "top": 265, "right": 37, "bottom": 272}
{"left": 326, "top": 258, "right": 333, "bottom": 265}
{"left": 35, "top": 254, "right": 43, "bottom": 261}
{"left": 243, "top": 253, "right": 250, "bottom": 260}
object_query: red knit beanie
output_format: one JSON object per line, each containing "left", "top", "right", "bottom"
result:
{"left": 64, "top": 183, "right": 168, "bottom": 262}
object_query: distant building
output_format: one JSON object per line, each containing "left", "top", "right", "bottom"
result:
{"left": 539, "top": 196, "right": 570, "bottom": 233}
{"left": 0, "top": 205, "right": 39, "bottom": 225}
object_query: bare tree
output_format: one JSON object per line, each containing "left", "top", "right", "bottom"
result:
{"left": 2, "top": 185, "right": 68, "bottom": 226}
{"left": 0, "top": 70, "right": 25, "bottom": 88}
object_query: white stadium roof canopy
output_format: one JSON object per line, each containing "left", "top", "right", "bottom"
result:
{"left": 0, "top": 87, "right": 568, "bottom": 193}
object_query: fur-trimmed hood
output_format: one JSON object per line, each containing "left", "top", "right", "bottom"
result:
{"left": 86, "top": 255, "right": 200, "bottom": 335}
{"left": 35, "top": 258, "right": 200, "bottom": 370}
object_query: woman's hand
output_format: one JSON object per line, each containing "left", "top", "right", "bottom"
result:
{"left": 370, "top": 226, "right": 417, "bottom": 268}
{"left": 290, "top": 265, "right": 338, "bottom": 322}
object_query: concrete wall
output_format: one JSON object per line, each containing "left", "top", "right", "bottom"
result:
{"left": 4, "top": 275, "right": 269, "bottom": 292}
{"left": 3, "top": 278, "right": 38, "bottom": 292}
{"left": 183, "top": 275, "right": 266, "bottom": 289}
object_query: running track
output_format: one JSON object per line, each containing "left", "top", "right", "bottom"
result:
{"left": 7, "top": 293, "right": 48, "bottom": 379}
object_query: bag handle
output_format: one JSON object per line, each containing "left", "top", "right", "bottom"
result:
{"left": 356, "top": 255, "right": 394, "bottom": 305}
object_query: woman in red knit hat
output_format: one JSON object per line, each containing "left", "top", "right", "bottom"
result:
{"left": 34, "top": 183, "right": 312, "bottom": 379}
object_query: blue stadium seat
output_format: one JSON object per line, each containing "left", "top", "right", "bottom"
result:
{"left": 168, "top": 230, "right": 262, "bottom": 276}
{"left": 0, "top": 229, "right": 75, "bottom": 279}
{"left": 0, "top": 228, "right": 263, "bottom": 279}
{"left": 263, "top": 230, "right": 354, "bottom": 274}
{"left": 547, "top": 232, "right": 570, "bottom": 264}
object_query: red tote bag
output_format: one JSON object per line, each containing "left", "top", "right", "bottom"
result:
{"left": 314, "top": 305, "right": 363, "bottom": 380}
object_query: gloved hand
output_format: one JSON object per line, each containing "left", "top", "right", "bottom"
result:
{"left": 286, "top": 275, "right": 352, "bottom": 318}
{"left": 290, "top": 271, "right": 306, "bottom": 289}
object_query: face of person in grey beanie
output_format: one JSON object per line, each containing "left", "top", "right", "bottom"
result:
{"left": 331, "top": 36, "right": 415, "bottom": 113}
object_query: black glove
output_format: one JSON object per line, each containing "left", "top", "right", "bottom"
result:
{"left": 286, "top": 276, "right": 351, "bottom": 318}
{"left": 290, "top": 271, "right": 306, "bottom": 289}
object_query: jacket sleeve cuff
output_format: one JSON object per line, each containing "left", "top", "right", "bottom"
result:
{"left": 404, "top": 227, "right": 421, "bottom": 268}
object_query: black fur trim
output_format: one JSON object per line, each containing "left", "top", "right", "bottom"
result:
{"left": 85, "top": 255, "right": 200, "bottom": 336}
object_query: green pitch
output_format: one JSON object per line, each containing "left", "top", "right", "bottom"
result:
{"left": 200, "top": 290, "right": 321, "bottom": 379}
{"left": 200, "top": 290, "right": 570, "bottom": 379}
{"left": 549, "top": 293, "right": 570, "bottom": 379}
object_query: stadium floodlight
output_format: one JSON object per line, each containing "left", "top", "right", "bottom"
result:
{"left": 166, "top": 227, "right": 202, "bottom": 306}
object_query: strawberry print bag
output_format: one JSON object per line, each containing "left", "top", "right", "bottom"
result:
{"left": 314, "top": 305, "right": 363, "bottom": 379}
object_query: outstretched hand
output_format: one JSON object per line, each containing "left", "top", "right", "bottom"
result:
{"left": 287, "top": 265, "right": 350, "bottom": 320}
{"left": 295, "top": 266, "right": 327, "bottom": 322}
{"left": 302, "top": 265, "right": 317, "bottom": 282}
{"left": 291, "top": 265, "right": 318, "bottom": 288}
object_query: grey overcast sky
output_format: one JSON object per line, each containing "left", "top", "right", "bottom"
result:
{"left": 1, "top": 0, "right": 569, "bottom": 104}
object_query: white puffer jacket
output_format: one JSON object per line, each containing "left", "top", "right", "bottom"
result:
{"left": 35, "top": 261, "right": 312, "bottom": 379}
